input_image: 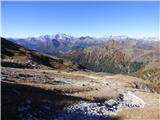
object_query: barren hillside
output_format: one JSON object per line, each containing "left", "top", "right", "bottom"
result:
{"left": 1, "top": 38, "right": 160, "bottom": 120}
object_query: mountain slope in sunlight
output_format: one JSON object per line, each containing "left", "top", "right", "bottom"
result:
{"left": 64, "top": 39, "right": 160, "bottom": 74}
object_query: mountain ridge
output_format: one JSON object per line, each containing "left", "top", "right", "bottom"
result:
{"left": 1, "top": 37, "right": 86, "bottom": 71}
{"left": 63, "top": 39, "right": 160, "bottom": 74}
{"left": 5, "top": 34, "right": 160, "bottom": 76}
{"left": 8, "top": 33, "right": 159, "bottom": 55}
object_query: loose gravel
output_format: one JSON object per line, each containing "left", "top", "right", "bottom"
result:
{"left": 54, "top": 91, "right": 145, "bottom": 120}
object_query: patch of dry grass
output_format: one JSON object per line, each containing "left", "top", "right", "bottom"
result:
{"left": 133, "top": 68, "right": 160, "bottom": 85}
{"left": 117, "top": 91, "right": 160, "bottom": 120}
{"left": 132, "top": 81, "right": 160, "bottom": 94}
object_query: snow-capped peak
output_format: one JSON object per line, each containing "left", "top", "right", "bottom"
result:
{"left": 54, "top": 32, "right": 73, "bottom": 40}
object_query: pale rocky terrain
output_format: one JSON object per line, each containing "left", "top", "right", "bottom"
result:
{"left": 2, "top": 67, "right": 159, "bottom": 120}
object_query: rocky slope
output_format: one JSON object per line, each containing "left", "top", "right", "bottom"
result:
{"left": 55, "top": 91, "right": 145, "bottom": 120}
{"left": 1, "top": 37, "right": 85, "bottom": 71}
{"left": 133, "top": 61, "right": 160, "bottom": 85}
{"left": 64, "top": 39, "right": 160, "bottom": 74}
{"left": 2, "top": 67, "right": 159, "bottom": 120}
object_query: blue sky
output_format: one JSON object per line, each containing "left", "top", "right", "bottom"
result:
{"left": 1, "top": 1, "right": 159, "bottom": 38}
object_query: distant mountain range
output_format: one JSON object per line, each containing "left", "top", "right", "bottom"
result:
{"left": 8, "top": 33, "right": 159, "bottom": 55}
{"left": 6, "top": 33, "right": 160, "bottom": 76}
{"left": 8, "top": 33, "right": 106, "bottom": 54}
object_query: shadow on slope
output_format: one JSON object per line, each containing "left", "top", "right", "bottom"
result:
{"left": 1, "top": 81, "right": 89, "bottom": 120}
{"left": 2, "top": 81, "right": 121, "bottom": 120}
{"left": 1, "top": 37, "right": 86, "bottom": 71}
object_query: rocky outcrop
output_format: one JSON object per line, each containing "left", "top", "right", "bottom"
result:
{"left": 54, "top": 91, "right": 145, "bottom": 120}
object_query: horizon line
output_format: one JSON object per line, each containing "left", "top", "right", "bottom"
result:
{"left": 3, "top": 33, "right": 159, "bottom": 40}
